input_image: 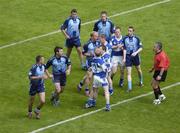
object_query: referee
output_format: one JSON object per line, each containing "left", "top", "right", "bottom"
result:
{"left": 149, "top": 42, "right": 170, "bottom": 105}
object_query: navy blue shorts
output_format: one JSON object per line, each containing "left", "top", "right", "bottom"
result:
{"left": 66, "top": 37, "right": 81, "bottom": 48}
{"left": 126, "top": 54, "right": 140, "bottom": 67}
{"left": 53, "top": 73, "right": 66, "bottom": 86}
{"left": 29, "top": 84, "right": 45, "bottom": 96}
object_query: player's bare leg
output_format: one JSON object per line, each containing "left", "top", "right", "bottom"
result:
{"left": 127, "top": 67, "right": 132, "bottom": 92}
{"left": 34, "top": 92, "right": 45, "bottom": 119}
{"left": 135, "top": 65, "right": 143, "bottom": 86}
{"left": 66, "top": 47, "right": 73, "bottom": 58}
{"left": 108, "top": 75, "right": 113, "bottom": 95}
{"left": 104, "top": 85, "right": 111, "bottom": 111}
{"left": 51, "top": 83, "right": 61, "bottom": 106}
{"left": 119, "top": 65, "right": 125, "bottom": 87}
{"left": 76, "top": 46, "right": 85, "bottom": 69}
{"left": 151, "top": 79, "right": 166, "bottom": 105}
{"left": 85, "top": 87, "right": 97, "bottom": 108}
{"left": 28, "top": 95, "right": 35, "bottom": 118}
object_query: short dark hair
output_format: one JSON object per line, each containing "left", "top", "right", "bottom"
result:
{"left": 128, "top": 26, "right": 135, "bottom": 31}
{"left": 71, "top": 9, "right": 77, "bottom": 13}
{"left": 115, "top": 26, "right": 121, "bottom": 31}
{"left": 36, "top": 55, "right": 43, "bottom": 63}
{"left": 54, "top": 46, "right": 63, "bottom": 54}
{"left": 155, "top": 41, "right": 163, "bottom": 50}
{"left": 101, "top": 11, "right": 107, "bottom": 15}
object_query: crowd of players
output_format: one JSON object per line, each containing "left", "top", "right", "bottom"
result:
{"left": 27, "top": 9, "right": 170, "bottom": 119}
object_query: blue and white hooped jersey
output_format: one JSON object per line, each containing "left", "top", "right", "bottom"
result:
{"left": 123, "top": 35, "right": 143, "bottom": 55}
{"left": 93, "top": 19, "right": 114, "bottom": 41}
{"left": 91, "top": 57, "right": 107, "bottom": 78}
{"left": 102, "top": 52, "right": 111, "bottom": 71}
{"left": 45, "top": 55, "right": 71, "bottom": 75}
{"left": 101, "top": 41, "right": 112, "bottom": 55}
{"left": 61, "top": 17, "right": 81, "bottom": 38}
{"left": 28, "top": 64, "right": 45, "bottom": 85}
{"left": 111, "top": 35, "right": 124, "bottom": 56}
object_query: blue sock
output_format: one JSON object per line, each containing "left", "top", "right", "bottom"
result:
{"left": 139, "top": 74, "right": 143, "bottom": 84}
{"left": 128, "top": 81, "right": 132, "bottom": 90}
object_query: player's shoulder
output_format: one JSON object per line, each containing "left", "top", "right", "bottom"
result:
{"left": 61, "top": 55, "right": 69, "bottom": 60}
{"left": 107, "top": 19, "right": 113, "bottom": 24}
{"left": 133, "top": 35, "right": 141, "bottom": 40}
{"left": 95, "top": 19, "right": 102, "bottom": 25}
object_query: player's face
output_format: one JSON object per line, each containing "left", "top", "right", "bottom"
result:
{"left": 71, "top": 12, "right": 77, "bottom": 19}
{"left": 100, "top": 37, "right": 106, "bottom": 44}
{"left": 56, "top": 49, "right": 63, "bottom": 56}
{"left": 40, "top": 57, "right": 45, "bottom": 64}
{"left": 153, "top": 45, "right": 158, "bottom": 53}
{"left": 128, "top": 28, "right": 134, "bottom": 36}
{"left": 115, "top": 29, "right": 121, "bottom": 37}
{"left": 95, "top": 48, "right": 101, "bottom": 57}
{"left": 101, "top": 13, "right": 107, "bottom": 21}
{"left": 92, "top": 32, "right": 99, "bottom": 41}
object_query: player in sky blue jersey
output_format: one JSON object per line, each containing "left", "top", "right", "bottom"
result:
{"left": 77, "top": 32, "right": 100, "bottom": 96}
{"left": 123, "top": 26, "right": 143, "bottom": 92}
{"left": 85, "top": 47, "right": 111, "bottom": 111}
{"left": 45, "top": 46, "right": 71, "bottom": 106}
{"left": 110, "top": 27, "right": 125, "bottom": 87}
{"left": 93, "top": 11, "right": 115, "bottom": 42}
{"left": 61, "top": 9, "right": 85, "bottom": 69}
{"left": 28, "top": 55, "right": 48, "bottom": 119}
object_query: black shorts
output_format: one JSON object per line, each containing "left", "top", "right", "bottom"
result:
{"left": 53, "top": 73, "right": 66, "bottom": 86}
{"left": 153, "top": 70, "right": 167, "bottom": 82}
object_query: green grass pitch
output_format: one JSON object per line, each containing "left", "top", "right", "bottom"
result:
{"left": 0, "top": 0, "right": 180, "bottom": 132}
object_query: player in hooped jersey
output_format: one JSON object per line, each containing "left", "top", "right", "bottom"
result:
{"left": 110, "top": 27, "right": 125, "bottom": 87}
{"left": 85, "top": 47, "right": 111, "bottom": 111}
{"left": 77, "top": 32, "right": 100, "bottom": 96}
{"left": 100, "top": 34, "right": 113, "bottom": 95}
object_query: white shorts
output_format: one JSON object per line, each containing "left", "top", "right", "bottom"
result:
{"left": 93, "top": 75, "right": 108, "bottom": 88}
{"left": 111, "top": 56, "right": 124, "bottom": 67}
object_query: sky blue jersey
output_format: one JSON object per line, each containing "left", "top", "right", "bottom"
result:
{"left": 61, "top": 16, "right": 81, "bottom": 38}
{"left": 28, "top": 64, "right": 45, "bottom": 85}
{"left": 45, "top": 55, "right": 71, "bottom": 75}
{"left": 123, "top": 35, "right": 143, "bottom": 55}
{"left": 93, "top": 19, "right": 114, "bottom": 40}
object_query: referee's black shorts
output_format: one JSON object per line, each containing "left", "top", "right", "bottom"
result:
{"left": 153, "top": 70, "right": 167, "bottom": 82}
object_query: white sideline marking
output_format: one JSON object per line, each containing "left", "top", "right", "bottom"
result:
{"left": 30, "top": 82, "right": 180, "bottom": 133}
{"left": 0, "top": 0, "right": 171, "bottom": 50}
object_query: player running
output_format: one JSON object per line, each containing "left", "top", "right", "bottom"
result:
{"left": 85, "top": 47, "right": 111, "bottom": 111}
{"left": 77, "top": 32, "right": 100, "bottom": 96}
{"left": 93, "top": 11, "right": 115, "bottom": 42}
{"left": 149, "top": 42, "right": 170, "bottom": 105}
{"left": 123, "top": 26, "right": 143, "bottom": 92}
{"left": 110, "top": 27, "right": 125, "bottom": 87}
{"left": 28, "top": 55, "right": 48, "bottom": 119}
{"left": 45, "top": 46, "right": 71, "bottom": 106}
{"left": 61, "top": 9, "right": 85, "bottom": 69}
